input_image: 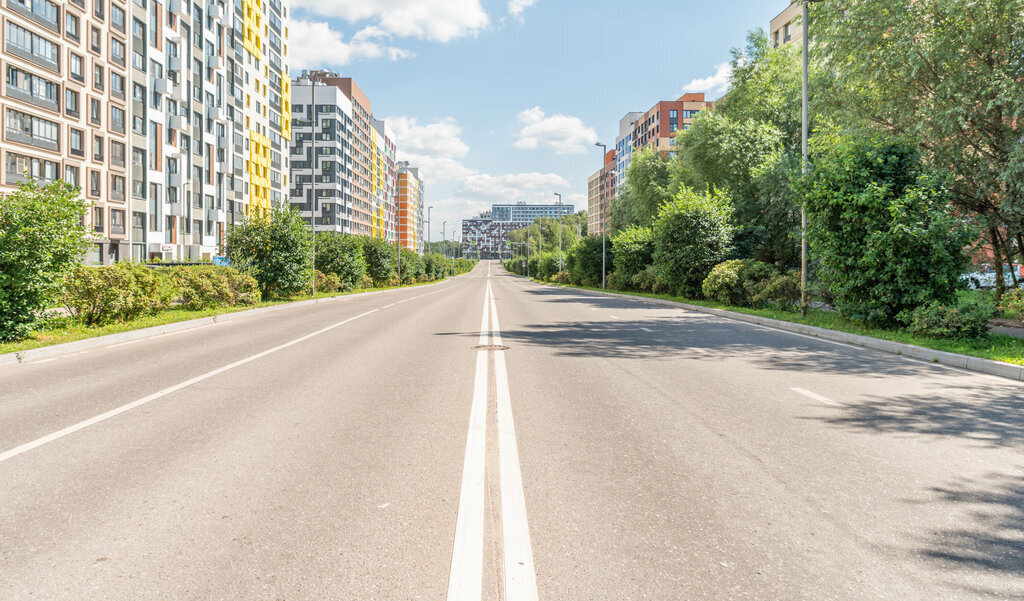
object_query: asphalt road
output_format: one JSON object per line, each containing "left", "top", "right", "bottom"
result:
{"left": 1, "top": 260, "right": 1022, "bottom": 600}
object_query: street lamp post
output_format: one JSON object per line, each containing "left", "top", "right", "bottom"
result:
{"left": 554, "top": 192, "right": 562, "bottom": 271}
{"left": 426, "top": 205, "right": 433, "bottom": 254}
{"left": 309, "top": 80, "right": 318, "bottom": 297}
{"left": 442, "top": 220, "right": 447, "bottom": 258}
{"left": 800, "top": 0, "right": 822, "bottom": 317}
{"left": 594, "top": 142, "right": 608, "bottom": 289}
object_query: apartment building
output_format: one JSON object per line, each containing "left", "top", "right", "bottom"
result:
{"left": 397, "top": 162, "right": 423, "bottom": 252}
{"left": 770, "top": 2, "right": 803, "bottom": 48}
{"left": 462, "top": 201, "right": 576, "bottom": 259}
{"left": 370, "top": 118, "right": 397, "bottom": 242}
{"left": 288, "top": 74, "right": 354, "bottom": 233}
{"left": 2, "top": 0, "right": 130, "bottom": 263}
{"left": 587, "top": 149, "right": 615, "bottom": 237}
{"left": 1, "top": 0, "right": 290, "bottom": 264}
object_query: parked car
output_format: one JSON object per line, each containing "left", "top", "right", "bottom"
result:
{"left": 962, "top": 264, "right": 1021, "bottom": 289}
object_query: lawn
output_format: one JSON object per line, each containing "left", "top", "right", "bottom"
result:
{"left": 0, "top": 278, "right": 446, "bottom": 357}
{"left": 541, "top": 281, "right": 1024, "bottom": 367}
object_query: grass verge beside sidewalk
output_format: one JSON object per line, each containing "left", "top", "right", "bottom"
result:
{"left": 0, "top": 279, "right": 445, "bottom": 356}
{"left": 537, "top": 280, "right": 1024, "bottom": 367}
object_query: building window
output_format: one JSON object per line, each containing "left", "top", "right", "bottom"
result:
{"left": 110, "top": 37, "right": 126, "bottom": 66}
{"left": 69, "top": 128, "right": 84, "bottom": 156}
{"left": 90, "top": 26, "right": 102, "bottom": 54}
{"left": 69, "top": 53, "right": 84, "bottom": 81}
{"left": 65, "top": 89, "right": 79, "bottom": 116}
{"left": 66, "top": 13, "right": 81, "bottom": 40}
{"left": 5, "top": 107, "right": 60, "bottom": 150}
{"left": 93, "top": 134, "right": 104, "bottom": 161}
{"left": 111, "top": 140, "right": 125, "bottom": 167}
{"left": 92, "top": 206, "right": 104, "bottom": 233}
{"left": 89, "top": 170, "right": 101, "bottom": 197}
{"left": 64, "top": 165, "right": 79, "bottom": 187}
{"left": 5, "top": 151, "right": 58, "bottom": 184}
{"left": 89, "top": 98, "right": 101, "bottom": 124}
{"left": 110, "top": 106, "right": 126, "bottom": 133}
{"left": 94, "top": 0, "right": 105, "bottom": 21}
{"left": 111, "top": 176, "right": 125, "bottom": 202}
{"left": 5, "top": 22, "right": 59, "bottom": 70}
{"left": 111, "top": 4, "right": 126, "bottom": 32}
{"left": 93, "top": 65, "right": 104, "bottom": 90}
{"left": 9, "top": 0, "right": 59, "bottom": 32}
{"left": 4, "top": 65, "right": 59, "bottom": 109}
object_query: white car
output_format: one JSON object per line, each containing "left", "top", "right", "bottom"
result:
{"left": 962, "top": 265, "right": 1020, "bottom": 289}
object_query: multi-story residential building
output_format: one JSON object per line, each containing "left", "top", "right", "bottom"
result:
{"left": 370, "top": 118, "right": 397, "bottom": 242}
{"left": 2, "top": 0, "right": 290, "bottom": 264}
{"left": 461, "top": 201, "right": 575, "bottom": 259}
{"left": 613, "top": 111, "right": 643, "bottom": 190}
{"left": 587, "top": 150, "right": 615, "bottom": 237}
{"left": 770, "top": 2, "right": 803, "bottom": 48}
{"left": 289, "top": 73, "right": 354, "bottom": 233}
{"left": 397, "top": 162, "right": 423, "bottom": 252}
{"left": 1, "top": 0, "right": 130, "bottom": 264}
{"left": 632, "top": 93, "right": 710, "bottom": 155}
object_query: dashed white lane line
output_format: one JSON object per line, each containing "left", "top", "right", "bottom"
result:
{"left": 608, "top": 315, "right": 622, "bottom": 320}
{"left": 641, "top": 327, "right": 654, "bottom": 333}
{"left": 445, "top": 285, "right": 491, "bottom": 601}
{"left": 791, "top": 387, "right": 843, "bottom": 406}
{"left": 0, "top": 308, "right": 380, "bottom": 464}
{"left": 489, "top": 285, "right": 539, "bottom": 601}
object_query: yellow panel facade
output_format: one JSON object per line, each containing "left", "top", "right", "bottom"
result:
{"left": 248, "top": 130, "right": 272, "bottom": 218}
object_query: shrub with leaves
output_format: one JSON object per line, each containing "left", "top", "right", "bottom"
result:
{"left": 903, "top": 301, "right": 994, "bottom": 339}
{"left": 794, "top": 132, "right": 975, "bottom": 325}
{"left": 566, "top": 236, "right": 612, "bottom": 287}
{"left": 397, "top": 248, "right": 422, "bottom": 284}
{"left": 1000, "top": 288, "right": 1024, "bottom": 323}
{"left": 225, "top": 206, "right": 313, "bottom": 298}
{"left": 0, "top": 179, "right": 93, "bottom": 340}
{"left": 309, "top": 270, "right": 341, "bottom": 294}
{"left": 314, "top": 232, "right": 366, "bottom": 290}
{"left": 362, "top": 237, "right": 395, "bottom": 285}
{"left": 652, "top": 186, "right": 734, "bottom": 297}
{"left": 63, "top": 262, "right": 169, "bottom": 326}
{"left": 171, "top": 267, "right": 232, "bottom": 310}
{"left": 611, "top": 225, "right": 655, "bottom": 282}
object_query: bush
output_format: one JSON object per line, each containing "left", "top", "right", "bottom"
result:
{"left": 171, "top": 267, "right": 232, "bottom": 310}
{"left": 611, "top": 225, "right": 655, "bottom": 281}
{"left": 631, "top": 265, "right": 671, "bottom": 294}
{"left": 225, "top": 206, "right": 313, "bottom": 298}
{"left": 309, "top": 270, "right": 341, "bottom": 294}
{"left": 397, "top": 248, "right": 422, "bottom": 284}
{"left": 652, "top": 186, "right": 734, "bottom": 297}
{"left": 358, "top": 274, "right": 374, "bottom": 289}
{"left": 566, "top": 236, "right": 612, "bottom": 287}
{"left": 608, "top": 269, "right": 633, "bottom": 291}
{"left": 794, "top": 132, "right": 975, "bottom": 325}
{"left": 703, "top": 260, "right": 779, "bottom": 306}
{"left": 361, "top": 237, "right": 395, "bottom": 285}
{"left": 903, "top": 301, "right": 994, "bottom": 339}
{"left": 314, "top": 232, "right": 366, "bottom": 290}
{"left": 1000, "top": 288, "right": 1024, "bottom": 323}
{"left": 550, "top": 271, "right": 572, "bottom": 284}
{"left": 223, "top": 269, "right": 261, "bottom": 305}
{"left": 422, "top": 253, "right": 446, "bottom": 280}
{"left": 538, "top": 251, "right": 565, "bottom": 281}
{"left": 750, "top": 272, "right": 801, "bottom": 309}
{"left": 63, "top": 263, "right": 169, "bottom": 326}
{"left": 0, "top": 179, "right": 93, "bottom": 340}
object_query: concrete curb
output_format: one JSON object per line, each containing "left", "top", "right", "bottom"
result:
{"left": 527, "top": 278, "right": 1024, "bottom": 382}
{"left": 1, "top": 277, "right": 457, "bottom": 367}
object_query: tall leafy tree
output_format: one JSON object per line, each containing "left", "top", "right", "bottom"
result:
{"left": 814, "top": 0, "right": 1024, "bottom": 295}
{"left": 225, "top": 206, "right": 313, "bottom": 298}
{"left": 0, "top": 179, "right": 93, "bottom": 340}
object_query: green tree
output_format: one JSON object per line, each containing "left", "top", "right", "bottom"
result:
{"left": 652, "top": 187, "right": 734, "bottom": 298}
{"left": 794, "top": 132, "right": 976, "bottom": 325}
{"left": 614, "top": 148, "right": 673, "bottom": 230}
{"left": 814, "top": 0, "right": 1024, "bottom": 296}
{"left": 610, "top": 225, "right": 654, "bottom": 279}
{"left": 314, "top": 232, "right": 366, "bottom": 290}
{"left": 566, "top": 235, "right": 612, "bottom": 287}
{"left": 225, "top": 206, "right": 312, "bottom": 298}
{"left": 0, "top": 179, "right": 92, "bottom": 341}
{"left": 361, "top": 237, "right": 395, "bottom": 285}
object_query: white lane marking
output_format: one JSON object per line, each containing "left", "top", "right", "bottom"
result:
{"left": 791, "top": 387, "right": 843, "bottom": 406}
{"left": 29, "top": 358, "right": 55, "bottom": 364}
{"left": 641, "top": 327, "right": 654, "bottom": 333}
{"left": 0, "top": 309, "right": 380, "bottom": 465}
{"left": 609, "top": 315, "right": 622, "bottom": 320}
{"left": 109, "top": 339, "right": 143, "bottom": 348}
{"left": 445, "top": 286, "right": 490, "bottom": 601}
{"left": 589, "top": 307, "right": 598, "bottom": 311}
{"left": 488, "top": 285, "right": 540, "bottom": 601}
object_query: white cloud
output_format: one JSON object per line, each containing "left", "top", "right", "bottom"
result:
{"left": 685, "top": 62, "right": 733, "bottom": 99}
{"left": 513, "top": 107, "right": 599, "bottom": 155}
{"left": 289, "top": 21, "right": 414, "bottom": 70}
{"left": 461, "top": 172, "right": 569, "bottom": 200}
{"left": 290, "top": 0, "right": 489, "bottom": 43}
{"left": 508, "top": 0, "right": 539, "bottom": 19}
{"left": 389, "top": 117, "right": 469, "bottom": 159}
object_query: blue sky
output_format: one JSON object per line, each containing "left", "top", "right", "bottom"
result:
{"left": 289, "top": 0, "right": 786, "bottom": 242}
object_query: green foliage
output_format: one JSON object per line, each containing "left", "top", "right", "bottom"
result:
{"left": 0, "top": 179, "right": 92, "bottom": 340}
{"left": 566, "top": 235, "right": 611, "bottom": 287}
{"left": 611, "top": 225, "right": 654, "bottom": 281}
{"left": 309, "top": 270, "right": 342, "bottom": 294}
{"left": 62, "top": 263, "right": 169, "bottom": 326}
{"left": 314, "top": 232, "right": 366, "bottom": 290}
{"left": 814, "top": 0, "right": 1024, "bottom": 235}
{"left": 674, "top": 111, "right": 800, "bottom": 266}
{"left": 795, "top": 132, "right": 976, "bottom": 325}
{"left": 361, "top": 237, "right": 395, "bottom": 285}
{"left": 166, "top": 266, "right": 261, "bottom": 310}
{"left": 652, "top": 187, "right": 734, "bottom": 297}
{"left": 225, "top": 206, "right": 313, "bottom": 298}
{"left": 631, "top": 265, "right": 671, "bottom": 294}
{"left": 701, "top": 260, "right": 778, "bottom": 306}
{"left": 422, "top": 253, "right": 447, "bottom": 279}
{"left": 610, "top": 149, "right": 673, "bottom": 231}
{"left": 750, "top": 272, "right": 801, "bottom": 310}
{"left": 1000, "top": 288, "right": 1024, "bottom": 323}
{"left": 397, "top": 248, "right": 422, "bottom": 284}
{"left": 506, "top": 211, "right": 587, "bottom": 255}
{"left": 538, "top": 251, "right": 566, "bottom": 281}
{"left": 903, "top": 301, "right": 994, "bottom": 340}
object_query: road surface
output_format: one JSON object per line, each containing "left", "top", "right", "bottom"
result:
{"left": 1, "top": 260, "right": 1022, "bottom": 600}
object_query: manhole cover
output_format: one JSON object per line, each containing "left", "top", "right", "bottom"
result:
{"left": 473, "top": 344, "right": 510, "bottom": 351}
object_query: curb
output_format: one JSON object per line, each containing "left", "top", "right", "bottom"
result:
{"left": 524, "top": 277, "right": 1024, "bottom": 382}
{"left": 1, "top": 277, "right": 458, "bottom": 367}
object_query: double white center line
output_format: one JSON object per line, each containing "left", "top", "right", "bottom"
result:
{"left": 447, "top": 280, "right": 538, "bottom": 601}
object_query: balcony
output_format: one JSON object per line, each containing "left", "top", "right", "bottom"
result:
{"left": 168, "top": 115, "right": 187, "bottom": 131}
{"left": 167, "top": 55, "right": 183, "bottom": 73}
{"left": 208, "top": 2, "right": 224, "bottom": 21}
{"left": 153, "top": 79, "right": 172, "bottom": 95}
{"left": 206, "top": 105, "right": 226, "bottom": 122}
{"left": 207, "top": 208, "right": 226, "bottom": 222}
{"left": 167, "top": 0, "right": 188, "bottom": 18}
{"left": 168, "top": 172, "right": 183, "bottom": 187}
{"left": 167, "top": 201, "right": 184, "bottom": 216}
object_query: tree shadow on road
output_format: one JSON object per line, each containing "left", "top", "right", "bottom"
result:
{"left": 911, "top": 472, "right": 1024, "bottom": 596}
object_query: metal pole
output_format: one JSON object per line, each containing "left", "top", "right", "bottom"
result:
{"left": 310, "top": 80, "right": 317, "bottom": 297}
{"left": 595, "top": 142, "right": 607, "bottom": 289}
{"left": 800, "top": 0, "right": 810, "bottom": 317}
{"left": 554, "top": 192, "right": 562, "bottom": 271}
{"left": 427, "top": 205, "right": 432, "bottom": 253}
